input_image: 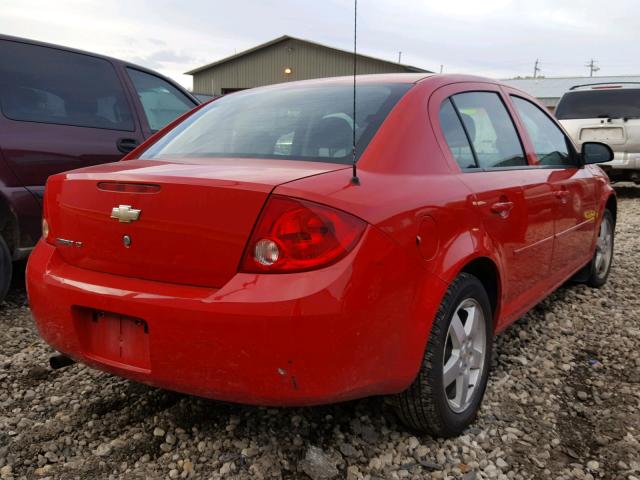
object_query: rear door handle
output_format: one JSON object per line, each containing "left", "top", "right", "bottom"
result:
{"left": 116, "top": 138, "right": 139, "bottom": 154}
{"left": 490, "top": 201, "right": 514, "bottom": 218}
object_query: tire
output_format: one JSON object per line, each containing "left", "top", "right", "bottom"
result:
{"left": 392, "top": 273, "right": 493, "bottom": 437}
{"left": 584, "top": 209, "right": 614, "bottom": 288}
{"left": 0, "top": 235, "right": 12, "bottom": 304}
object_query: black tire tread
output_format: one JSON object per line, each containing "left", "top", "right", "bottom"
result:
{"left": 392, "top": 272, "right": 488, "bottom": 437}
{"left": 0, "top": 235, "right": 12, "bottom": 304}
{"left": 586, "top": 209, "right": 614, "bottom": 288}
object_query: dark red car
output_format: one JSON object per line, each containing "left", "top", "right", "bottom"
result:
{"left": 0, "top": 35, "right": 199, "bottom": 300}
{"left": 27, "top": 74, "right": 615, "bottom": 436}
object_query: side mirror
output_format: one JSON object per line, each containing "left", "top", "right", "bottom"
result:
{"left": 581, "top": 142, "right": 613, "bottom": 165}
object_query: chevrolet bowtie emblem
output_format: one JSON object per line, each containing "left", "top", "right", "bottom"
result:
{"left": 110, "top": 205, "right": 141, "bottom": 223}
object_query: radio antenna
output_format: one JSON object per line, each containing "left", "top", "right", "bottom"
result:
{"left": 350, "top": 0, "right": 360, "bottom": 185}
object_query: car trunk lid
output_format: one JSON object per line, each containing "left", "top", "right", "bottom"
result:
{"left": 46, "top": 158, "right": 347, "bottom": 288}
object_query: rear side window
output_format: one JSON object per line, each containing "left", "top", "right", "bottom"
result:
{"left": 127, "top": 69, "right": 195, "bottom": 132}
{"left": 0, "top": 40, "right": 134, "bottom": 131}
{"left": 556, "top": 89, "right": 640, "bottom": 120}
{"left": 511, "top": 96, "right": 576, "bottom": 167}
{"left": 451, "top": 92, "right": 526, "bottom": 169}
{"left": 439, "top": 99, "right": 476, "bottom": 169}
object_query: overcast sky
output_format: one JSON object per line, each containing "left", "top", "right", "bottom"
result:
{"left": 2, "top": 0, "right": 639, "bottom": 90}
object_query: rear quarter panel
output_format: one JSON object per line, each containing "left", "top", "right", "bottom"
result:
{"left": 276, "top": 79, "right": 507, "bottom": 354}
{"left": 276, "top": 80, "right": 502, "bottom": 285}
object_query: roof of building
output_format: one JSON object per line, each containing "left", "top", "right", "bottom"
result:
{"left": 185, "top": 35, "right": 429, "bottom": 75}
{"left": 503, "top": 75, "right": 640, "bottom": 99}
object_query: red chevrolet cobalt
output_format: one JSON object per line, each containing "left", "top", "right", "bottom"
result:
{"left": 27, "top": 74, "right": 616, "bottom": 437}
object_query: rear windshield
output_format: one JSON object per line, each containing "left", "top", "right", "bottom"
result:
{"left": 556, "top": 89, "right": 640, "bottom": 120}
{"left": 140, "top": 82, "right": 411, "bottom": 163}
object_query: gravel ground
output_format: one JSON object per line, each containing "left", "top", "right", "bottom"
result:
{"left": 1, "top": 186, "right": 639, "bottom": 480}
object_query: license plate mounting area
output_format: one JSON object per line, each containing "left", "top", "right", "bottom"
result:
{"left": 73, "top": 307, "right": 151, "bottom": 372}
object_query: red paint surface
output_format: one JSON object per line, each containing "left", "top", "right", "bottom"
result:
{"left": 27, "top": 74, "right": 614, "bottom": 405}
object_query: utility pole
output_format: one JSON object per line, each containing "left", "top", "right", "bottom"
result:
{"left": 586, "top": 59, "right": 600, "bottom": 77}
{"left": 533, "top": 58, "right": 541, "bottom": 78}
{"left": 440, "top": 64, "right": 444, "bottom": 74}
{"left": 398, "top": 51, "right": 402, "bottom": 63}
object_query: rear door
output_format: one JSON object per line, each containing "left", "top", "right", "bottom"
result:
{"left": 0, "top": 39, "right": 145, "bottom": 200}
{"left": 509, "top": 93, "right": 597, "bottom": 277}
{"left": 433, "top": 84, "right": 556, "bottom": 325}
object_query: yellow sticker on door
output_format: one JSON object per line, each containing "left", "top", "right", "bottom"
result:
{"left": 584, "top": 210, "right": 597, "bottom": 221}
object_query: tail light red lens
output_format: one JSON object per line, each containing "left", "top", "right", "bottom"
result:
{"left": 240, "top": 196, "right": 367, "bottom": 273}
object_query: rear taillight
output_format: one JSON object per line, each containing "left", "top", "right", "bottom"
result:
{"left": 240, "top": 196, "right": 366, "bottom": 273}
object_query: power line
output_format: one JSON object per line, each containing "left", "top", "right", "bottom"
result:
{"left": 533, "top": 58, "right": 541, "bottom": 78}
{"left": 585, "top": 59, "right": 600, "bottom": 77}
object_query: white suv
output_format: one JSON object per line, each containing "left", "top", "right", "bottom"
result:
{"left": 556, "top": 83, "right": 640, "bottom": 183}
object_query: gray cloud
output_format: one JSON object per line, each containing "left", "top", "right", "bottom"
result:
{"left": 129, "top": 48, "right": 198, "bottom": 70}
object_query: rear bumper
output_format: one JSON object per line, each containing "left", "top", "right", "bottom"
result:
{"left": 601, "top": 152, "right": 640, "bottom": 171}
{"left": 27, "top": 228, "right": 446, "bottom": 406}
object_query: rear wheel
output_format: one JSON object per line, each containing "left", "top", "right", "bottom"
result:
{"left": 392, "top": 273, "right": 492, "bottom": 437}
{"left": 0, "top": 235, "right": 12, "bottom": 304}
{"left": 585, "top": 209, "right": 614, "bottom": 288}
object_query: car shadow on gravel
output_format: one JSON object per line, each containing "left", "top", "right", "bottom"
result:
{"left": 3, "top": 260, "right": 27, "bottom": 305}
{"left": 614, "top": 183, "right": 640, "bottom": 198}
{"left": 69, "top": 379, "right": 404, "bottom": 477}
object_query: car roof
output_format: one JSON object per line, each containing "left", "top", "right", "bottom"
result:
{"left": 250, "top": 73, "right": 434, "bottom": 87}
{"left": 569, "top": 82, "right": 640, "bottom": 92}
{"left": 1, "top": 33, "right": 136, "bottom": 68}
{"left": 283, "top": 73, "right": 501, "bottom": 86}
{"left": 0, "top": 33, "right": 196, "bottom": 100}
{"left": 217, "top": 73, "right": 503, "bottom": 95}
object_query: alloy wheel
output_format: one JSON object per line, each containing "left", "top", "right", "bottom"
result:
{"left": 594, "top": 216, "right": 613, "bottom": 277}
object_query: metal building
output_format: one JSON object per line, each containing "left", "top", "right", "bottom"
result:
{"left": 186, "top": 35, "right": 428, "bottom": 96}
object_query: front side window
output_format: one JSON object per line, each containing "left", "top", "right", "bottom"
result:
{"left": 0, "top": 40, "right": 134, "bottom": 131}
{"left": 451, "top": 92, "right": 526, "bottom": 169}
{"left": 511, "top": 96, "right": 576, "bottom": 167}
{"left": 140, "top": 83, "right": 411, "bottom": 164}
{"left": 127, "top": 69, "right": 196, "bottom": 132}
{"left": 439, "top": 99, "right": 476, "bottom": 169}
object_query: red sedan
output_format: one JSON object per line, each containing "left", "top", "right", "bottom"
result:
{"left": 27, "top": 74, "right": 616, "bottom": 437}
